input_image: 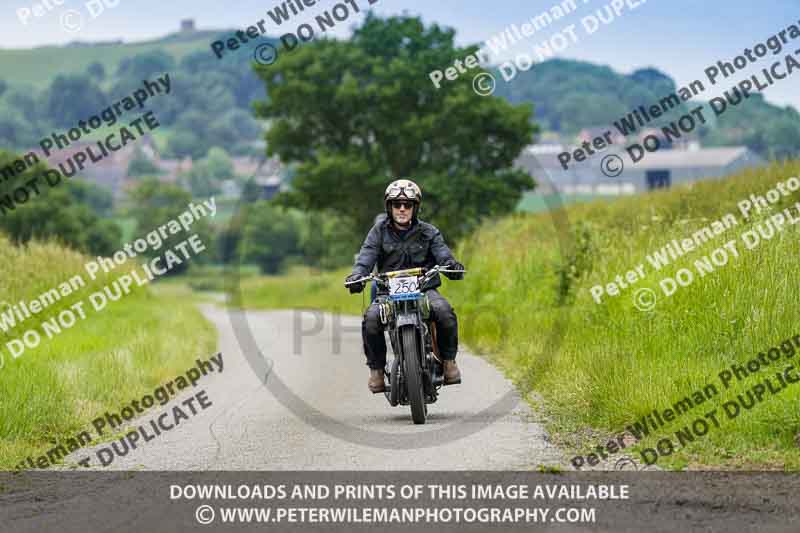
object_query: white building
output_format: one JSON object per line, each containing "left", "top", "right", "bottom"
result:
{"left": 515, "top": 144, "right": 764, "bottom": 196}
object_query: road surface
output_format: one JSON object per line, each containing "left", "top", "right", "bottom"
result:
{"left": 65, "top": 303, "right": 565, "bottom": 470}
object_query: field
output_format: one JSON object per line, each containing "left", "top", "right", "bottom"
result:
{"left": 516, "top": 192, "right": 605, "bottom": 213}
{"left": 230, "top": 161, "right": 800, "bottom": 469}
{"left": 0, "top": 33, "right": 212, "bottom": 89}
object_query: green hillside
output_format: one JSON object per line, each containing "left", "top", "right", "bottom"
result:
{"left": 2, "top": 35, "right": 798, "bottom": 161}
{"left": 0, "top": 31, "right": 217, "bottom": 89}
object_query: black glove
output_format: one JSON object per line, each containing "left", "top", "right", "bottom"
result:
{"left": 345, "top": 274, "right": 365, "bottom": 294}
{"left": 443, "top": 261, "right": 465, "bottom": 280}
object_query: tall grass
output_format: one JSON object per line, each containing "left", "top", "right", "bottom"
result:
{"left": 448, "top": 161, "right": 800, "bottom": 469}
{"left": 0, "top": 235, "right": 215, "bottom": 469}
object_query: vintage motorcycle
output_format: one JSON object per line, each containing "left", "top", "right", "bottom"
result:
{"left": 345, "top": 265, "right": 465, "bottom": 424}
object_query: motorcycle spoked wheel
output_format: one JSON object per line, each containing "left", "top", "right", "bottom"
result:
{"left": 401, "top": 326, "right": 427, "bottom": 424}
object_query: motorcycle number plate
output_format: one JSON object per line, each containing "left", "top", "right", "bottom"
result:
{"left": 389, "top": 277, "right": 420, "bottom": 300}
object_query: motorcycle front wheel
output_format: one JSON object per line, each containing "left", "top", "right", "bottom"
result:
{"left": 401, "top": 326, "right": 426, "bottom": 424}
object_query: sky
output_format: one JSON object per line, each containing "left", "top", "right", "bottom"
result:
{"left": 1, "top": 0, "right": 798, "bottom": 109}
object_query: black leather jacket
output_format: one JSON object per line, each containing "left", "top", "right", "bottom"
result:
{"left": 351, "top": 216, "right": 458, "bottom": 291}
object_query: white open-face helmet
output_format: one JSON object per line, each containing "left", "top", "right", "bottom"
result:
{"left": 384, "top": 179, "right": 422, "bottom": 218}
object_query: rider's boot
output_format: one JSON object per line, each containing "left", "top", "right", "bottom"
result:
{"left": 368, "top": 369, "right": 385, "bottom": 393}
{"left": 443, "top": 360, "right": 461, "bottom": 384}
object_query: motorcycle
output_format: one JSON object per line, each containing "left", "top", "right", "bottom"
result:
{"left": 346, "top": 265, "right": 465, "bottom": 424}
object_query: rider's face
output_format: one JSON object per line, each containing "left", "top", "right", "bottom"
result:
{"left": 391, "top": 201, "right": 413, "bottom": 225}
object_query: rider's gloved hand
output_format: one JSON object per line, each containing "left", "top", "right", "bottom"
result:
{"left": 443, "top": 261, "right": 465, "bottom": 280}
{"left": 345, "top": 274, "right": 365, "bottom": 294}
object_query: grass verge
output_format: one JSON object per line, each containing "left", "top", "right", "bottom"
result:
{"left": 0, "top": 235, "right": 215, "bottom": 470}
{"left": 449, "top": 161, "right": 800, "bottom": 470}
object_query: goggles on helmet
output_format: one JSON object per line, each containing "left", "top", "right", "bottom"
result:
{"left": 386, "top": 185, "right": 418, "bottom": 201}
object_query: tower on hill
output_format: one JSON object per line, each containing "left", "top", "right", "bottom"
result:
{"left": 180, "top": 19, "right": 195, "bottom": 33}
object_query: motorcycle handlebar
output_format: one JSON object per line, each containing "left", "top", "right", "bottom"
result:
{"left": 344, "top": 265, "right": 466, "bottom": 286}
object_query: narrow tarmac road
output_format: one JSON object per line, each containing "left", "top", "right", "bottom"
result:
{"left": 66, "top": 304, "right": 564, "bottom": 470}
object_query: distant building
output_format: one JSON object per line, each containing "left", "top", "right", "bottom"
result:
{"left": 28, "top": 139, "right": 142, "bottom": 199}
{"left": 154, "top": 156, "right": 193, "bottom": 184}
{"left": 515, "top": 144, "right": 764, "bottom": 196}
{"left": 232, "top": 156, "right": 286, "bottom": 199}
{"left": 180, "top": 19, "right": 196, "bottom": 33}
{"left": 616, "top": 146, "right": 763, "bottom": 192}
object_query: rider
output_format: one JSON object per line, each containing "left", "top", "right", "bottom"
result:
{"left": 345, "top": 179, "right": 465, "bottom": 393}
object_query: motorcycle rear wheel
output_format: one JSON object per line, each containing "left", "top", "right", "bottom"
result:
{"left": 401, "top": 326, "right": 426, "bottom": 424}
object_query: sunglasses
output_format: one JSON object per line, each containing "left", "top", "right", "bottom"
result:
{"left": 391, "top": 201, "right": 415, "bottom": 210}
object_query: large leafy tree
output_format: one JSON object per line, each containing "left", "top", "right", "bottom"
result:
{"left": 254, "top": 14, "right": 536, "bottom": 241}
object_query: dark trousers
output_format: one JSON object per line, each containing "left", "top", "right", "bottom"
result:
{"left": 362, "top": 289, "right": 458, "bottom": 370}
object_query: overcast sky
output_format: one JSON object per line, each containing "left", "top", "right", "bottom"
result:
{"left": 1, "top": 0, "right": 797, "bottom": 109}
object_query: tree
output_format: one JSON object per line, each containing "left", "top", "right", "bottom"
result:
{"left": 0, "top": 108, "right": 36, "bottom": 149}
{"left": 65, "top": 180, "right": 114, "bottom": 216}
{"left": 253, "top": 14, "right": 536, "bottom": 241}
{"left": 127, "top": 177, "right": 213, "bottom": 274}
{"left": 764, "top": 117, "right": 800, "bottom": 160}
{"left": 45, "top": 74, "right": 106, "bottom": 128}
{"left": 166, "top": 129, "right": 205, "bottom": 160}
{"left": 207, "top": 109, "right": 261, "bottom": 153}
{"left": 181, "top": 147, "right": 235, "bottom": 197}
{"left": 87, "top": 62, "right": 106, "bottom": 82}
{"left": 629, "top": 68, "right": 677, "bottom": 97}
{"left": 116, "top": 50, "right": 175, "bottom": 81}
{"left": 127, "top": 148, "right": 163, "bottom": 177}
{"left": 0, "top": 151, "right": 120, "bottom": 255}
{"left": 238, "top": 202, "right": 303, "bottom": 274}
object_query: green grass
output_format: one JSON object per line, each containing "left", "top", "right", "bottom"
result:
{"left": 179, "top": 263, "right": 262, "bottom": 293}
{"left": 226, "top": 266, "right": 363, "bottom": 314}
{"left": 229, "top": 160, "right": 800, "bottom": 470}
{"left": 447, "top": 160, "right": 800, "bottom": 470}
{"left": 0, "top": 235, "right": 216, "bottom": 469}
